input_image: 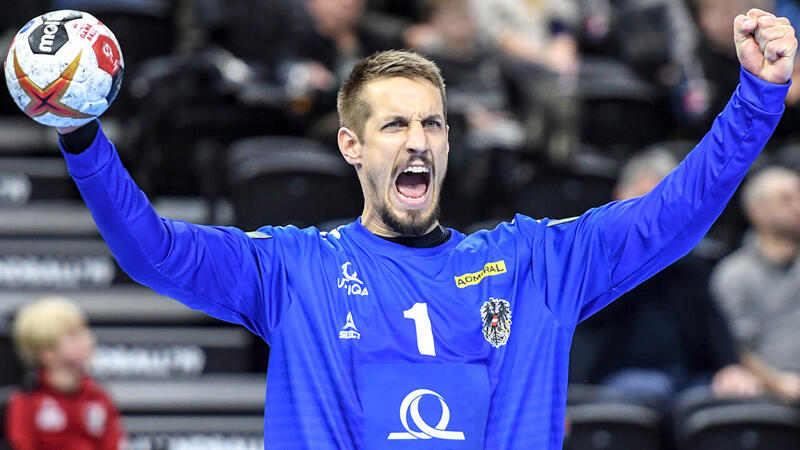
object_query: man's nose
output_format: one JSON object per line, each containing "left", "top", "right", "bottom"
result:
{"left": 406, "top": 120, "right": 429, "bottom": 154}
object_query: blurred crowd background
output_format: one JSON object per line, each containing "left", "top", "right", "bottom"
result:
{"left": 0, "top": 0, "right": 800, "bottom": 449}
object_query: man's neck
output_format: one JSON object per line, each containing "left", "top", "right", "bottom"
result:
{"left": 381, "top": 224, "right": 450, "bottom": 248}
{"left": 359, "top": 209, "right": 449, "bottom": 247}
{"left": 757, "top": 232, "right": 800, "bottom": 265}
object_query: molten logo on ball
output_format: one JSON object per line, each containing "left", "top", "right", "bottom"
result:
{"left": 12, "top": 49, "right": 93, "bottom": 120}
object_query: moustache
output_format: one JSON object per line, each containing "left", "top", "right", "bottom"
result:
{"left": 392, "top": 156, "right": 434, "bottom": 175}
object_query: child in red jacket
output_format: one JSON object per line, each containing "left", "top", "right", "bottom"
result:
{"left": 5, "top": 297, "right": 124, "bottom": 450}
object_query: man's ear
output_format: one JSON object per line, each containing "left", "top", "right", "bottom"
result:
{"left": 338, "top": 127, "right": 362, "bottom": 166}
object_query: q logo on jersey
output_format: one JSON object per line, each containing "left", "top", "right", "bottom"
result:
{"left": 387, "top": 389, "right": 465, "bottom": 441}
{"left": 338, "top": 262, "right": 369, "bottom": 296}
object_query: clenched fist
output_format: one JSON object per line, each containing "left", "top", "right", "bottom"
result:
{"left": 735, "top": 9, "right": 798, "bottom": 84}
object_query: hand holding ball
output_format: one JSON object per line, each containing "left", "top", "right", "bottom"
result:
{"left": 4, "top": 10, "right": 124, "bottom": 128}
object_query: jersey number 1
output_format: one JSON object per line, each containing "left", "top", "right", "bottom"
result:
{"left": 403, "top": 302, "right": 436, "bottom": 356}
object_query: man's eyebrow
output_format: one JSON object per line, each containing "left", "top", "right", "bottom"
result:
{"left": 379, "top": 114, "right": 444, "bottom": 124}
{"left": 381, "top": 115, "right": 409, "bottom": 123}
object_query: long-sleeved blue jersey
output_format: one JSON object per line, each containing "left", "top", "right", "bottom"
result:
{"left": 62, "top": 68, "right": 787, "bottom": 449}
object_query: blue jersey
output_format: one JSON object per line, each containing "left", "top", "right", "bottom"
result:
{"left": 62, "top": 68, "right": 786, "bottom": 449}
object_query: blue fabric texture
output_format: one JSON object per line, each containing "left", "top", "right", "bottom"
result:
{"left": 63, "top": 67, "right": 787, "bottom": 449}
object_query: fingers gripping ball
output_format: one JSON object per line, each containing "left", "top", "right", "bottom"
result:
{"left": 4, "top": 10, "right": 124, "bottom": 127}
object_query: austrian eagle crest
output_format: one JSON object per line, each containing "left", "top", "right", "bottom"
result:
{"left": 481, "top": 298, "right": 512, "bottom": 348}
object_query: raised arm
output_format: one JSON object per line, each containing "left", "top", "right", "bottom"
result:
{"left": 57, "top": 121, "right": 281, "bottom": 340}
{"left": 535, "top": 9, "right": 796, "bottom": 326}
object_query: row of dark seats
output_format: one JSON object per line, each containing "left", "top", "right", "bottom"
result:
{"left": 565, "top": 384, "right": 800, "bottom": 450}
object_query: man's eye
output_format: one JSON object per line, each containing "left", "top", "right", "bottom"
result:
{"left": 383, "top": 121, "right": 402, "bottom": 129}
{"left": 424, "top": 120, "right": 442, "bottom": 128}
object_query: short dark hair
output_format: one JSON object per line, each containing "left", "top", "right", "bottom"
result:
{"left": 337, "top": 50, "right": 447, "bottom": 138}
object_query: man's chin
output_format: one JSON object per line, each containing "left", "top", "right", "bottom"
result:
{"left": 379, "top": 202, "right": 440, "bottom": 236}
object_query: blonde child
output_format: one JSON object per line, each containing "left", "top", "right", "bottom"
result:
{"left": 5, "top": 297, "right": 123, "bottom": 449}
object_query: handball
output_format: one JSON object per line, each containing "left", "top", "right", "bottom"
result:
{"left": 4, "top": 10, "right": 124, "bottom": 127}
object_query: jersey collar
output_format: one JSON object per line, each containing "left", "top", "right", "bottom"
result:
{"left": 348, "top": 217, "right": 462, "bottom": 257}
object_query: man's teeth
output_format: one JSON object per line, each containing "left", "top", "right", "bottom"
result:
{"left": 403, "top": 166, "right": 430, "bottom": 174}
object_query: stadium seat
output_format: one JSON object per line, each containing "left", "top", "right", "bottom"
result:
{"left": 0, "top": 321, "right": 22, "bottom": 387}
{"left": 673, "top": 386, "right": 777, "bottom": 426}
{"left": 0, "top": 196, "right": 232, "bottom": 240}
{"left": 679, "top": 403, "right": 800, "bottom": 450}
{"left": 227, "top": 136, "right": 363, "bottom": 230}
{"left": 0, "top": 288, "right": 211, "bottom": 326}
{"left": 90, "top": 325, "right": 256, "bottom": 379}
{"left": 0, "top": 202, "right": 101, "bottom": 238}
{"left": 673, "top": 386, "right": 800, "bottom": 450}
{"left": 578, "top": 57, "right": 670, "bottom": 159}
{"left": 513, "top": 164, "right": 616, "bottom": 220}
{"left": 0, "top": 238, "right": 124, "bottom": 289}
{"left": 0, "top": 384, "right": 13, "bottom": 447}
{"left": 107, "top": 374, "right": 265, "bottom": 414}
{"left": 0, "top": 118, "right": 59, "bottom": 156}
{"left": 123, "top": 414, "right": 264, "bottom": 450}
{"left": 0, "top": 157, "right": 77, "bottom": 205}
{"left": 567, "top": 383, "right": 632, "bottom": 406}
{"left": 565, "top": 401, "right": 663, "bottom": 450}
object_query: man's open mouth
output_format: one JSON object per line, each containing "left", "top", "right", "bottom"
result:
{"left": 394, "top": 164, "right": 431, "bottom": 203}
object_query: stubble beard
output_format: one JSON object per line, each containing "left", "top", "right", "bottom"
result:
{"left": 378, "top": 196, "right": 441, "bottom": 236}
{"left": 367, "top": 174, "right": 441, "bottom": 236}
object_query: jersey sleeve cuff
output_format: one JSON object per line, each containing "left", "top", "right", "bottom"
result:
{"left": 737, "top": 67, "right": 791, "bottom": 113}
{"left": 61, "top": 121, "right": 113, "bottom": 179}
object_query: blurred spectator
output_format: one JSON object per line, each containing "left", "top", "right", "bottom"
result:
{"left": 572, "top": 148, "right": 762, "bottom": 411}
{"left": 5, "top": 297, "right": 124, "bottom": 449}
{"left": 273, "top": 0, "right": 403, "bottom": 141}
{"left": 711, "top": 166, "right": 800, "bottom": 403}
{"left": 467, "top": 0, "right": 583, "bottom": 159}
{"left": 412, "top": 0, "right": 524, "bottom": 152}
{"left": 579, "top": 0, "right": 710, "bottom": 127}
{"left": 466, "top": 0, "right": 580, "bottom": 76}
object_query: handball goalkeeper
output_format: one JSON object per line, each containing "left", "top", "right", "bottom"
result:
{"left": 43, "top": 8, "right": 798, "bottom": 449}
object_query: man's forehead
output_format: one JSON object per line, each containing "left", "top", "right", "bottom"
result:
{"left": 759, "top": 174, "right": 800, "bottom": 200}
{"left": 363, "top": 77, "right": 444, "bottom": 118}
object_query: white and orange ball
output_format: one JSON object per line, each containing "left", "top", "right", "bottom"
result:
{"left": 4, "top": 10, "right": 124, "bottom": 127}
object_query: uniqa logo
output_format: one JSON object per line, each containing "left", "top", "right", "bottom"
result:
{"left": 387, "top": 389, "right": 465, "bottom": 440}
{"left": 337, "top": 262, "right": 369, "bottom": 296}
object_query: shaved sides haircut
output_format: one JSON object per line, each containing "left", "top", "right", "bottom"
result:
{"left": 336, "top": 50, "right": 447, "bottom": 139}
